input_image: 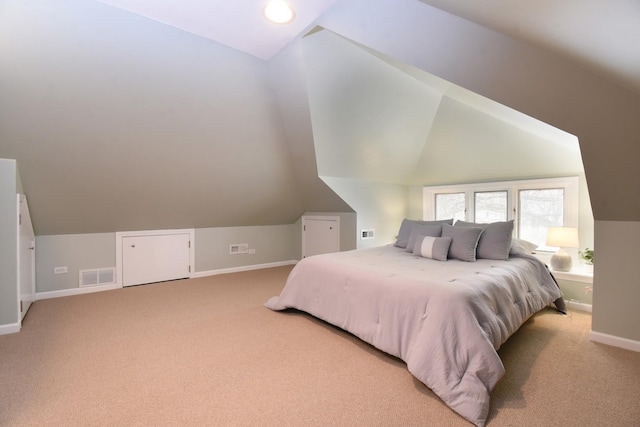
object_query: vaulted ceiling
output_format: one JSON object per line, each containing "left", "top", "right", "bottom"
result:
{"left": 1, "top": 0, "right": 639, "bottom": 236}
{"left": 95, "top": 0, "right": 640, "bottom": 94}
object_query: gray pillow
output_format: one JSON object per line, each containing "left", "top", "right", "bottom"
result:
{"left": 394, "top": 218, "right": 453, "bottom": 248}
{"left": 442, "top": 223, "right": 484, "bottom": 262}
{"left": 455, "top": 220, "right": 514, "bottom": 260}
{"left": 405, "top": 224, "right": 443, "bottom": 252}
{"left": 413, "top": 235, "right": 452, "bottom": 261}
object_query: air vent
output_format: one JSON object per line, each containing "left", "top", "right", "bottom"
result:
{"left": 229, "top": 243, "right": 249, "bottom": 254}
{"left": 79, "top": 268, "right": 116, "bottom": 287}
{"left": 361, "top": 229, "right": 375, "bottom": 239}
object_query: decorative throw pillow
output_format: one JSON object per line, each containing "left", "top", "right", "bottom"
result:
{"left": 510, "top": 238, "right": 538, "bottom": 255}
{"left": 442, "top": 223, "right": 484, "bottom": 262}
{"left": 394, "top": 218, "right": 453, "bottom": 248}
{"left": 413, "top": 235, "right": 452, "bottom": 261}
{"left": 405, "top": 225, "right": 443, "bottom": 252}
{"left": 455, "top": 220, "right": 514, "bottom": 260}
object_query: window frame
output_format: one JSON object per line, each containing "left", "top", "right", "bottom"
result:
{"left": 423, "top": 177, "right": 579, "bottom": 251}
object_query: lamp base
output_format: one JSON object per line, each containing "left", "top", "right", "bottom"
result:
{"left": 550, "top": 249, "right": 572, "bottom": 272}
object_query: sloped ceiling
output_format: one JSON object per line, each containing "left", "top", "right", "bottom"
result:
{"left": 0, "top": 0, "right": 313, "bottom": 235}
{"left": 303, "top": 30, "right": 442, "bottom": 183}
{"left": 95, "top": 0, "right": 339, "bottom": 60}
{"left": 303, "top": 30, "right": 583, "bottom": 186}
{"left": 1, "top": 0, "right": 639, "bottom": 236}
{"left": 418, "top": 0, "right": 640, "bottom": 95}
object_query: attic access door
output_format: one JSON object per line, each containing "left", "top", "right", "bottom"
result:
{"left": 18, "top": 194, "right": 35, "bottom": 322}
{"left": 116, "top": 229, "right": 194, "bottom": 287}
{"left": 302, "top": 216, "right": 340, "bottom": 258}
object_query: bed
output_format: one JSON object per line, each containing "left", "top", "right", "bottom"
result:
{"left": 264, "top": 220, "right": 564, "bottom": 426}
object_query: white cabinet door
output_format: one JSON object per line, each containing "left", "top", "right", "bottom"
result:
{"left": 302, "top": 216, "right": 340, "bottom": 258}
{"left": 122, "top": 233, "right": 191, "bottom": 287}
{"left": 18, "top": 194, "right": 35, "bottom": 321}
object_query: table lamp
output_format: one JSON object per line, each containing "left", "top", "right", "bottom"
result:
{"left": 546, "top": 227, "right": 579, "bottom": 272}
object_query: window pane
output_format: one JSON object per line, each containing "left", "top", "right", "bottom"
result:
{"left": 435, "top": 193, "right": 465, "bottom": 221}
{"left": 519, "top": 188, "right": 564, "bottom": 249}
{"left": 475, "top": 191, "right": 507, "bottom": 223}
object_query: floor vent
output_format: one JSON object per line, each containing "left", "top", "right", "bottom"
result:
{"left": 229, "top": 243, "right": 249, "bottom": 254}
{"left": 79, "top": 268, "right": 116, "bottom": 287}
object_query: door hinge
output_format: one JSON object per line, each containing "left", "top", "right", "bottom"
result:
{"left": 20, "top": 300, "right": 23, "bottom": 312}
{"left": 19, "top": 214, "right": 22, "bottom": 226}
{"left": 188, "top": 240, "right": 191, "bottom": 248}
{"left": 188, "top": 265, "right": 191, "bottom": 273}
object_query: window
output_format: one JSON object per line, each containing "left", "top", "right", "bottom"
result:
{"left": 435, "top": 193, "right": 465, "bottom": 222}
{"left": 518, "top": 188, "right": 564, "bottom": 249}
{"left": 423, "top": 177, "right": 579, "bottom": 250}
{"left": 475, "top": 191, "right": 508, "bottom": 223}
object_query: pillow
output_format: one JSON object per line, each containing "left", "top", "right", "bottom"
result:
{"left": 510, "top": 238, "right": 538, "bottom": 255}
{"left": 405, "top": 224, "right": 443, "bottom": 252}
{"left": 394, "top": 218, "right": 453, "bottom": 248}
{"left": 442, "top": 223, "right": 484, "bottom": 262}
{"left": 455, "top": 220, "right": 514, "bottom": 260}
{"left": 413, "top": 235, "right": 452, "bottom": 261}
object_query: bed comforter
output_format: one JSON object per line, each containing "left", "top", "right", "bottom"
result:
{"left": 264, "top": 245, "right": 563, "bottom": 426}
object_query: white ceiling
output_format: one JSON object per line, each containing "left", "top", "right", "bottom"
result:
{"left": 96, "top": 0, "right": 640, "bottom": 93}
{"left": 96, "top": 0, "right": 338, "bottom": 60}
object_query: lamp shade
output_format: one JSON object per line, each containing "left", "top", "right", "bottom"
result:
{"left": 546, "top": 227, "right": 579, "bottom": 248}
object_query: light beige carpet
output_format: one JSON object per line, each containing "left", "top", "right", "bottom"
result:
{"left": 1, "top": 266, "right": 639, "bottom": 426}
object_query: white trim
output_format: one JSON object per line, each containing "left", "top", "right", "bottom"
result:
{"left": 0, "top": 322, "right": 21, "bottom": 336}
{"left": 553, "top": 270, "right": 593, "bottom": 284}
{"left": 36, "top": 283, "right": 121, "bottom": 301}
{"left": 423, "top": 177, "right": 580, "bottom": 246}
{"left": 34, "top": 261, "right": 296, "bottom": 300}
{"left": 115, "top": 229, "right": 195, "bottom": 288}
{"left": 589, "top": 330, "right": 640, "bottom": 352}
{"left": 191, "top": 260, "right": 297, "bottom": 278}
{"left": 16, "top": 194, "right": 21, "bottom": 325}
{"left": 565, "top": 300, "right": 592, "bottom": 313}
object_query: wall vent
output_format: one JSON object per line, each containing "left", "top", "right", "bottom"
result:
{"left": 229, "top": 243, "right": 249, "bottom": 254}
{"left": 79, "top": 268, "right": 116, "bottom": 287}
{"left": 361, "top": 229, "right": 375, "bottom": 239}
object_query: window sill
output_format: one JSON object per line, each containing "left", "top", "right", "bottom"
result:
{"left": 551, "top": 266, "right": 593, "bottom": 283}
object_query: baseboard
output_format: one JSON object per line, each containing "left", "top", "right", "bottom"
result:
{"left": 590, "top": 330, "right": 640, "bottom": 352}
{"left": 35, "top": 261, "right": 298, "bottom": 300}
{"left": 0, "top": 322, "right": 20, "bottom": 336}
{"left": 36, "top": 283, "right": 121, "bottom": 301}
{"left": 565, "top": 299, "right": 592, "bottom": 313}
{"left": 192, "top": 260, "right": 298, "bottom": 278}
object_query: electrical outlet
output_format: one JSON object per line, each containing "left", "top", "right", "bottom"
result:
{"left": 248, "top": 249, "right": 256, "bottom": 254}
{"left": 54, "top": 266, "right": 68, "bottom": 274}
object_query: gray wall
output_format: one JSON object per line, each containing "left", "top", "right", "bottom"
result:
{"left": 35, "top": 233, "right": 116, "bottom": 293}
{"left": 195, "top": 225, "right": 297, "bottom": 273}
{"left": 0, "top": 159, "right": 18, "bottom": 327}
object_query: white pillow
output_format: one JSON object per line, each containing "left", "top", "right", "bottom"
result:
{"left": 510, "top": 238, "right": 538, "bottom": 254}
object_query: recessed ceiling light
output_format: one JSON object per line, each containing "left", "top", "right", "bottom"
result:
{"left": 263, "top": 0, "right": 296, "bottom": 24}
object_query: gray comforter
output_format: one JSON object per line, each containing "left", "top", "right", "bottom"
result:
{"left": 264, "top": 245, "right": 563, "bottom": 426}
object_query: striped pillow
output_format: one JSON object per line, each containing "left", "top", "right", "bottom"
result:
{"left": 413, "top": 235, "right": 452, "bottom": 261}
